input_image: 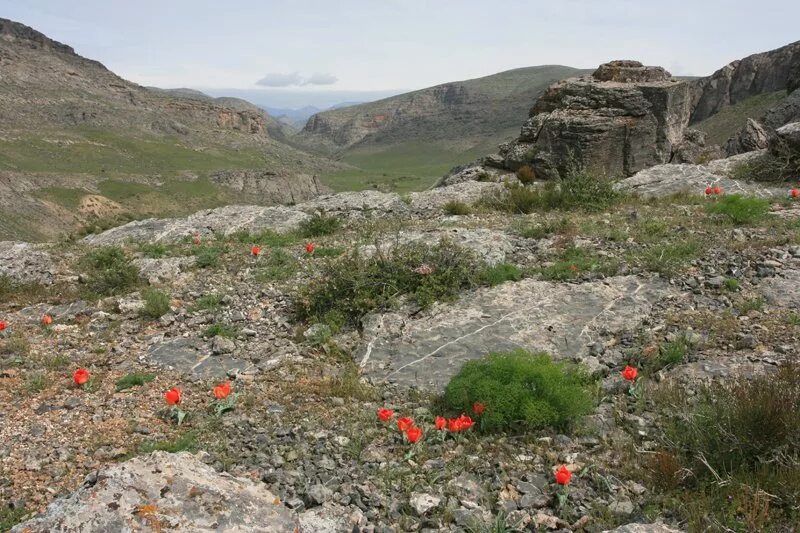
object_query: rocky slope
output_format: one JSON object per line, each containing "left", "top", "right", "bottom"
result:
{"left": 0, "top": 18, "right": 340, "bottom": 241}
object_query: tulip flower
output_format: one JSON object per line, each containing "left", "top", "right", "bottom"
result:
{"left": 435, "top": 416, "right": 446, "bottom": 430}
{"left": 213, "top": 382, "right": 231, "bottom": 400}
{"left": 447, "top": 417, "right": 462, "bottom": 432}
{"left": 555, "top": 465, "right": 572, "bottom": 485}
{"left": 41, "top": 314, "right": 53, "bottom": 326}
{"left": 305, "top": 242, "right": 315, "bottom": 254}
{"left": 165, "top": 387, "right": 182, "bottom": 405}
{"left": 406, "top": 426, "right": 423, "bottom": 444}
{"left": 472, "top": 402, "right": 486, "bottom": 416}
{"left": 251, "top": 245, "right": 262, "bottom": 257}
{"left": 0, "top": 320, "right": 7, "bottom": 331}
{"left": 397, "top": 416, "right": 414, "bottom": 433}
{"left": 705, "top": 186, "right": 713, "bottom": 196}
{"left": 791, "top": 188, "right": 800, "bottom": 199}
{"left": 377, "top": 408, "right": 394, "bottom": 422}
{"left": 457, "top": 414, "right": 475, "bottom": 430}
{"left": 622, "top": 365, "right": 638, "bottom": 382}
{"left": 712, "top": 186, "right": 723, "bottom": 195}
{"left": 192, "top": 233, "right": 201, "bottom": 245}
{"left": 73, "top": 368, "right": 90, "bottom": 387}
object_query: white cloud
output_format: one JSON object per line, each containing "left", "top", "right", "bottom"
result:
{"left": 256, "top": 71, "right": 338, "bottom": 87}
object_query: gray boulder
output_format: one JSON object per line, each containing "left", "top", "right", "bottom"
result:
{"left": 725, "top": 118, "right": 771, "bottom": 155}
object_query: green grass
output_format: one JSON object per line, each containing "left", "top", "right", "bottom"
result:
{"left": 255, "top": 248, "right": 298, "bottom": 282}
{"left": 628, "top": 239, "right": 703, "bottom": 276}
{"left": 140, "top": 288, "right": 171, "bottom": 319}
{"left": 115, "top": 372, "right": 156, "bottom": 391}
{"left": 539, "top": 246, "right": 618, "bottom": 281}
{"left": 706, "top": 194, "right": 770, "bottom": 225}
{"left": 135, "top": 432, "right": 198, "bottom": 455}
{"left": 0, "top": 505, "right": 28, "bottom": 531}
{"left": 478, "top": 263, "right": 525, "bottom": 286}
{"left": 191, "top": 294, "right": 224, "bottom": 313}
{"left": 693, "top": 91, "right": 786, "bottom": 146}
{"left": 81, "top": 246, "right": 140, "bottom": 296}
{"left": 204, "top": 323, "right": 238, "bottom": 338}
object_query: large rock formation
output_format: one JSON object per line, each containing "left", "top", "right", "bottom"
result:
{"left": 487, "top": 61, "right": 706, "bottom": 179}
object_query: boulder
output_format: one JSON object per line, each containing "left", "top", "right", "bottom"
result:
{"left": 602, "top": 524, "right": 682, "bottom": 533}
{"left": 12, "top": 451, "right": 300, "bottom": 532}
{"left": 775, "top": 121, "right": 800, "bottom": 152}
{"left": 725, "top": 118, "right": 771, "bottom": 155}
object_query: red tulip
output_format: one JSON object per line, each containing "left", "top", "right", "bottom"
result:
{"left": 447, "top": 417, "right": 462, "bottom": 432}
{"left": 472, "top": 402, "right": 486, "bottom": 416}
{"left": 251, "top": 245, "right": 262, "bottom": 257}
{"left": 41, "top": 314, "right": 53, "bottom": 326}
{"left": 406, "top": 426, "right": 423, "bottom": 443}
{"left": 622, "top": 365, "right": 638, "bottom": 382}
{"left": 554, "top": 465, "right": 572, "bottom": 485}
{"left": 213, "top": 382, "right": 231, "bottom": 400}
{"left": 305, "top": 242, "right": 315, "bottom": 254}
{"left": 791, "top": 188, "right": 800, "bottom": 199}
{"left": 165, "top": 387, "right": 182, "bottom": 405}
{"left": 704, "top": 186, "right": 713, "bottom": 196}
{"left": 435, "top": 416, "right": 446, "bottom": 430}
{"left": 192, "top": 233, "right": 201, "bottom": 245}
{"left": 457, "top": 414, "right": 475, "bottom": 430}
{"left": 377, "top": 408, "right": 394, "bottom": 422}
{"left": 73, "top": 368, "right": 90, "bottom": 386}
{"left": 397, "top": 416, "right": 414, "bottom": 433}
{"left": 712, "top": 186, "right": 722, "bottom": 195}
{"left": 0, "top": 321, "right": 7, "bottom": 331}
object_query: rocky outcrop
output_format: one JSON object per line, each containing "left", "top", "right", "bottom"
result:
{"left": 725, "top": 118, "right": 771, "bottom": 155}
{"left": 12, "top": 451, "right": 300, "bottom": 532}
{"left": 210, "top": 169, "right": 328, "bottom": 204}
{"left": 0, "top": 241, "right": 61, "bottom": 284}
{"left": 689, "top": 40, "right": 800, "bottom": 124}
{"left": 488, "top": 61, "right": 700, "bottom": 179}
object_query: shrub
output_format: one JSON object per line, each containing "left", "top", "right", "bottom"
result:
{"left": 82, "top": 246, "right": 140, "bottom": 296}
{"left": 191, "top": 293, "right": 224, "bottom": 312}
{"left": 478, "top": 263, "right": 524, "bottom": 286}
{"left": 140, "top": 288, "right": 170, "bottom": 319}
{"left": 443, "top": 200, "right": 472, "bottom": 215}
{"left": 256, "top": 248, "right": 298, "bottom": 281}
{"left": 706, "top": 194, "right": 770, "bottom": 225}
{"left": 298, "top": 212, "right": 342, "bottom": 237}
{"left": 115, "top": 372, "right": 156, "bottom": 391}
{"left": 443, "top": 350, "right": 593, "bottom": 433}
{"left": 193, "top": 244, "right": 225, "bottom": 269}
{"left": 732, "top": 150, "right": 800, "bottom": 182}
{"left": 138, "top": 243, "right": 170, "bottom": 258}
{"left": 539, "top": 246, "right": 618, "bottom": 281}
{"left": 516, "top": 165, "right": 536, "bottom": 184}
{"left": 295, "top": 240, "right": 482, "bottom": 326}
{"left": 204, "top": 323, "right": 238, "bottom": 338}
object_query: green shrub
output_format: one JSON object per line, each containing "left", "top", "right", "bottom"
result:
{"left": 296, "top": 240, "right": 483, "bottom": 326}
{"left": 310, "top": 246, "right": 345, "bottom": 258}
{"left": 732, "top": 151, "right": 800, "bottom": 182}
{"left": 443, "top": 350, "right": 593, "bottom": 433}
{"left": 298, "top": 212, "right": 342, "bottom": 237}
{"left": 628, "top": 239, "right": 703, "bottom": 276}
{"left": 138, "top": 243, "right": 170, "bottom": 258}
{"left": 478, "top": 263, "right": 524, "bottom": 286}
{"left": 204, "top": 323, "right": 238, "bottom": 338}
{"left": 82, "top": 246, "right": 140, "bottom": 296}
{"left": 140, "top": 288, "right": 170, "bottom": 319}
{"left": 256, "top": 248, "right": 298, "bottom": 281}
{"left": 539, "top": 246, "right": 618, "bottom": 281}
{"left": 706, "top": 194, "right": 770, "bottom": 225}
{"left": 0, "top": 505, "right": 28, "bottom": 532}
{"left": 191, "top": 293, "right": 224, "bottom": 312}
{"left": 136, "top": 432, "right": 197, "bottom": 455}
{"left": 516, "top": 165, "right": 536, "bottom": 185}
{"left": 443, "top": 200, "right": 472, "bottom": 215}
{"left": 115, "top": 372, "right": 156, "bottom": 391}
{"left": 193, "top": 244, "right": 225, "bottom": 268}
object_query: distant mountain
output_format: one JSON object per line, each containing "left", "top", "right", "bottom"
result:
{"left": 0, "top": 18, "right": 339, "bottom": 240}
{"left": 264, "top": 103, "right": 364, "bottom": 129}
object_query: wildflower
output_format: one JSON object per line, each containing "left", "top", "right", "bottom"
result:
{"left": 165, "top": 387, "right": 182, "bottom": 405}
{"left": 213, "top": 382, "right": 231, "bottom": 400}
{"left": 192, "top": 233, "right": 201, "bottom": 245}
{"left": 457, "top": 414, "right": 475, "bottom": 430}
{"left": 447, "top": 417, "right": 462, "bottom": 432}
{"left": 555, "top": 465, "right": 572, "bottom": 485}
{"left": 251, "top": 245, "right": 262, "bottom": 257}
{"left": 435, "top": 416, "right": 446, "bottom": 430}
{"left": 0, "top": 320, "right": 7, "bottom": 331}
{"left": 305, "top": 242, "right": 315, "bottom": 254}
{"left": 712, "top": 186, "right": 723, "bottom": 195}
{"left": 397, "top": 416, "right": 414, "bottom": 432}
{"left": 73, "top": 368, "right": 90, "bottom": 386}
{"left": 406, "top": 426, "right": 423, "bottom": 443}
{"left": 705, "top": 186, "right": 713, "bottom": 196}
{"left": 41, "top": 314, "right": 53, "bottom": 326}
{"left": 377, "top": 408, "right": 394, "bottom": 422}
{"left": 413, "top": 264, "right": 434, "bottom": 275}
{"left": 472, "top": 402, "right": 486, "bottom": 416}
{"left": 791, "top": 188, "right": 800, "bottom": 199}
{"left": 621, "top": 365, "right": 638, "bottom": 382}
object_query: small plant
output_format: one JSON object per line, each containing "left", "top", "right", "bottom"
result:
{"left": 706, "top": 194, "right": 770, "bottom": 225}
{"left": 193, "top": 244, "right": 225, "bottom": 269}
{"left": 737, "top": 296, "right": 765, "bottom": 314}
{"left": 140, "top": 288, "right": 170, "bottom": 319}
{"left": 137, "top": 243, "right": 170, "bottom": 258}
{"left": 513, "top": 218, "right": 574, "bottom": 239}
{"left": 443, "top": 350, "right": 593, "bottom": 433}
{"left": 540, "top": 246, "right": 618, "bottom": 281}
{"left": 137, "top": 432, "right": 197, "bottom": 455}
{"left": 723, "top": 278, "right": 740, "bottom": 291}
{"left": 115, "top": 372, "right": 156, "bottom": 391}
{"left": 164, "top": 387, "right": 186, "bottom": 425}
{"left": 204, "top": 323, "right": 238, "bottom": 338}
{"left": 298, "top": 212, "right": 341, "bottom": 237}
{"left": 82, "top": 246, "right": 140, "bottom": 296}
{"left": 212, "top": 381, "right": 237, "bottom": 416}
{"left": 443, "top": 200, "right": 472, "bottom": 215}
{"left": 629, "top": 239, "right": 703, "bottom": 276}
{"left": 256, "top": 248, "right": 298, "bottom": 281}
{"left": 478, "top": 263, "right": 524, "bottom": 286}
{"left": 190, "top": 293, "right": 224, "bottom": 313}
{"left": 515, "top": 165, "right": 535, "bottom": 184}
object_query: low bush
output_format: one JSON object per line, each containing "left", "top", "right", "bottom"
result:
{"left": 443, "top": 350, "right": 594, "bottom": 433}
{"left": 140, "top": 288, "right": 171, "bottom": 319}
{"left": 732, "top": 150, "right": 800, "bottom": 183}
{"left": 539, "top": 246, "right": 618, "bottom": 281}
{"left": 479, "top": 263, "right": 524, "bottom": 286}
{"left": 706, "top": 194, "right": 770, "bottom": 225}
{"left": 295, "top": 240, "right": 483, "bottom": 327}
{"left": 256, "top": 248, "right": 298, "bottom": 281}
{"left": 193, "top": 244, "right": 225, "bottom": 269}
{"left": 443, "top": 200, "right": 472, "bottom": 215}
{"left": 513, "top": 217, "right": 575, "bottom": 239}
{"left": 82, "top": 246, "right": 140, "bottom": 296}
{"left": 204, "top": 323, "right": 238, "bottom": 338}
{"left": 115, "top": 372, "right": 156, "bottom": 391}
{"left": 298, "top": 212, "right": 342, "bottom": 237}
{"left": 191, "top": 293, "right": 224, "bottom": 312}
{"left": 515, "top": 165, "right": 536, "bottom": 185}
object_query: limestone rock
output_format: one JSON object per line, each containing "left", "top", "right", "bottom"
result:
{"left": 0, "top": 241, "right": 60, "bottom": 284}
{"left": 133, "top": 256, "right": 196, "bottom": 284}
{"left": 11, "top": 451, "right": 299, "bottom": 532}
{"left": 602, "top": 524, "right": 683, "bottom": 533}
{"left": 775, "top": 121, "right": 800, "bottom": 152}
{"left": 210, "top": 169, "right": 328, "bottom": 204}
{"left": 725, "top": 118, "right": 771, "bottom": 155}
{"left": 408, "top": 181, "right": 503, "bottom": 213}
{"left": 296, "top": 190, "right": 408, "bottom": 218}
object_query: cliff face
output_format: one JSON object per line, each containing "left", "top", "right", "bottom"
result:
{"left": 210, "top": 170, "right": 329, "bottom": 204}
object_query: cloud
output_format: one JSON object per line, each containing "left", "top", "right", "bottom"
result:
{"left": 256, "top": 72, "right": 338, "bottom": 87}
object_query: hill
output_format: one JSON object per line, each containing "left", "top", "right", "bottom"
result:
{"left": 293, "top": 65, "right": 589, "bottom": 191}
{"left": 0, "top": 18, "right": 340, "bottom": 241}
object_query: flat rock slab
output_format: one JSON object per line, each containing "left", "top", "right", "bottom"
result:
{"left": 359, "top": 275, "right": 676, "bottom": 391}
{"left": 759, "top": 269, "right": 800, "bottom": 308}
{"left": 12, "top": 451, "right": 299, "bottom": 532}
{"left": 0, "top": 241, "right": 61, "bottom": 284}
{"left": 407, "top": 181, "right": 503, "bottom": 213}
{"left": 615, "top": 161, "right": 784, "bottom": 199}
{"left": 297, "top": 190, "right": 409, "bottom": 218}
{"left": 360, "top": 228, "right": 515, "bottom": 266}
{"left": 83, "top": 205, "right": 309, "bottom": 245}
{"left": 18, "top": 301, "right": 89, "bottom": 321}
{"left": 148, "top": 337, "right": 252, "bottom": 379}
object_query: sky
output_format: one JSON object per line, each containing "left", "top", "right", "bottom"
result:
{"left": 2, "top": 0, "right": 799, "bottom": 108}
